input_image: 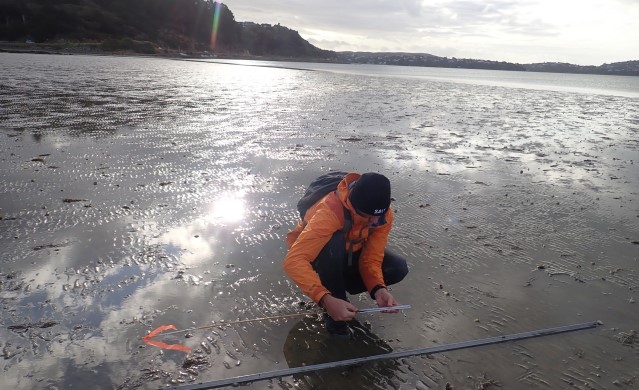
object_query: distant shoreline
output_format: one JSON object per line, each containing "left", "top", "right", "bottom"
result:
{"left": 2, "top": 42, "right": 637, "bottom": 77}
{"left": 0, "top": 42, "right": 333, "bottom": 63}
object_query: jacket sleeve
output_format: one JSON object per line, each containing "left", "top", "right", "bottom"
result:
{"left": 282, "top": 207, "right": 342, "bottom": 303}
{"left": 358, "top": 210, "right": 394, "bottom": 295}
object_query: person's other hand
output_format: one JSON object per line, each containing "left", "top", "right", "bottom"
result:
{"left": 374, "top": 288, "right": 399, "bottom": 313}
{"left": 321, "top": 294, "right": 357, "bottom": 321}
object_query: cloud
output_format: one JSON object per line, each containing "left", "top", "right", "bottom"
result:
{"left": 223, "top": 0, "right": 638, "bottom": 64}
{"left": 226, "top": 0, "right": 555, "bottom": 36}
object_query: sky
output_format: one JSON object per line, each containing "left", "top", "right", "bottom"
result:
{"left": 221, "top": 0, "right": 639, "bottom": 66}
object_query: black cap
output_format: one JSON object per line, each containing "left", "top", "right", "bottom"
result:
{"left": 349, "top": 173, "right": 391, "bottom": 216}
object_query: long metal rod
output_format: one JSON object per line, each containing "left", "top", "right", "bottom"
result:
{"left": 172, "top": 321, "right": 598, "bottom": 390}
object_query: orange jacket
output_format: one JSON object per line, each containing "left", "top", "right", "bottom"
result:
{"left": 283, "top": 173, "right": 394, "bottom": 303}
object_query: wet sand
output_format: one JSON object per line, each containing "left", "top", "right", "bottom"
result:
{"left": 1, "top": 53, "right": 638, "bottom": 389}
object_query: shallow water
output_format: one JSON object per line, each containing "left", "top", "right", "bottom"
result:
{"left": 1, "top": 53, "right": 638, "bottom": 389}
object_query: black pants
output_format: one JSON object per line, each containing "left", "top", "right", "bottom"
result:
{"left": 312, "top": 232, "right": 409, "bottom": 300}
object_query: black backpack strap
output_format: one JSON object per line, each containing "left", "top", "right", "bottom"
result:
{"left": 341, "top": 204, "right": 387, "bottom": 267}
{"left": 342, "top": 205, "right": 355, "bottom": 266}
{"left": 341, "top": 205, "right": 353, "bottom": 235}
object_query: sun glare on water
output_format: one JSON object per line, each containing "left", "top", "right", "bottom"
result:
{"left": 208, "top": 194, "right": 246, "bottom": 223}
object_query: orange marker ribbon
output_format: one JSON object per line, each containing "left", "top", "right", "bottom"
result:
{"left": 143, "top": 325, "right": 192, "bottom": 353}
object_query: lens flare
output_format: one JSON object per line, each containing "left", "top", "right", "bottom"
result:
{"left": 210, "top": 1, "right": 222, "bottom": 50}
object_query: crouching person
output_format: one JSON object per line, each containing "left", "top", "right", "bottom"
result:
{"left": 283, "top": 172, "right": 409, "bottom": 339}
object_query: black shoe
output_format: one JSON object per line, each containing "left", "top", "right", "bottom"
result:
{"left": 324, "top": 314, "right": 353, "bottom": 340}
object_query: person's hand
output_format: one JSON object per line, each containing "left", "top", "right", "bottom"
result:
{"left": 374, "top": 288, "right": 399, "bottom": 313}
{"left": 321, "top": 294, "right": 358, "bottom": 321}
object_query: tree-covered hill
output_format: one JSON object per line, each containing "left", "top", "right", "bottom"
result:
{"left": 338, "top": 52, "right": 639, "bottom": 76}
{"left": 0, "top": 0, "right": 334, "bottom": 58}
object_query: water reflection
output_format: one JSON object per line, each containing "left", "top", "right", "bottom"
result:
{"left": 160, "top": 219, "right": 217, "bottom": 267}
{"left": 207, "top": 192, "right": 246, "bottom": 224}
{"left": 283, "top": 317, "right": 398, "bottom": 389}
{"left": 159, "top": 193, "right": 247, "bottom": 268}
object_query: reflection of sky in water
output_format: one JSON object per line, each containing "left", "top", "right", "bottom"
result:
{"left": 159, "top": 192, "right": 249, "bottom": 268}
{"left": 1, "top": 53, "right": 638, "bottom": 389}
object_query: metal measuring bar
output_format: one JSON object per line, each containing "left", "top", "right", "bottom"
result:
{"left": 358, "top": 304, "right": 411, "bottom": 313}
{"left": 171, "top": 321, "right": 599, "bottom": 390}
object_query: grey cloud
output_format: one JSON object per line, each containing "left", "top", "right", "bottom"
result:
{"left": 227, "top": 0, "right": 426, "bottom": 31}
{"left": 226, "top": 0, "right": 559, "bottom": 39}
{"left": 418, "top": 1, "right": 559, "bottom": 36}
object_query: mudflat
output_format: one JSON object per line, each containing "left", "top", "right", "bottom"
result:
{"left": 1, "top": 53, "right": 638, "bottom": 389}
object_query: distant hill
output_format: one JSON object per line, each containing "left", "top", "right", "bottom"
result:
{"left": 0, "top": 0, "right": 636, "bottom": 76}
{"left": 337, "top": 51, "right": 525, "bottom": 71}
{"left": 338, "top": 52, "right": 639, "bottom": 76}
{"left": 0, "top": 0, "right": 333, "bottom": 58}
{"left": 522, "top": 61, "right": 639, "bottom": 76}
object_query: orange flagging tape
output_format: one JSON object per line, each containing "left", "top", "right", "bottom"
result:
{"left": 143, "top": 325, "right": 192, "bottom": 353}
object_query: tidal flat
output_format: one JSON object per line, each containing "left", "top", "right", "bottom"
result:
{"left": 1, "top": 53, "right": 638, "bottom": 389}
